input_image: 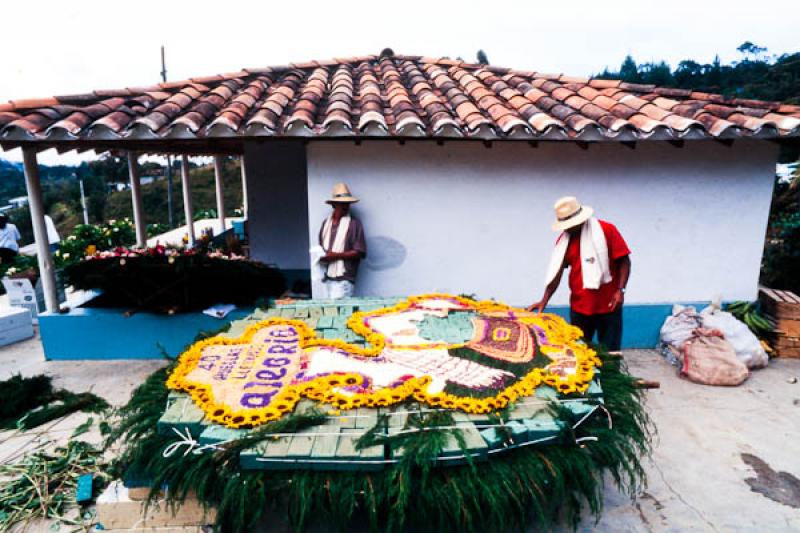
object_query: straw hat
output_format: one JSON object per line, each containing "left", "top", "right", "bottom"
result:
{"left": 326, "top": 182, "right": 359, "bottom": 204}
{"left": 552, "top": 196, "right": 593, "bottom": 231}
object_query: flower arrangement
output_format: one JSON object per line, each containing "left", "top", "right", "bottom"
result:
{"left": 168, "top": 294, "right": 601, "bottom": 428}
{"left": 65, "top": 247, "right": 285, "bottom": 313}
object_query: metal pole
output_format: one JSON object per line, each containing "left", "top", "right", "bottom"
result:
{"left": 181, "top": 155, "right": 195, "bottom": 246}
{"left": 213, "top": 156, "right": 226, "bottom": 234}
{"left": 22, "top": 148, "right": 59, "bottom": 313}
{"left": 160, "top": 46, "right": 175, "bottom": 228}
{"left": 127, "top": 152, "right": 147, "bottom": 248}
{"left": 240, "top": 156, "right": 248, "bottom": 218}
{"left": 166, "top": 156, "right": 174, "bottom": 228}
{"left": 78, "top": 177, "right": 89, "bottom": 224}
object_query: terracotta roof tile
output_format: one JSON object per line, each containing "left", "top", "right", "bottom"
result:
{"left": 1, "top": 52, "right": 797, "bottom": 145}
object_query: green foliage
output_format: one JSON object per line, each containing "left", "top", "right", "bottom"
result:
{"left": 0, "top": 373, "right": 110, "bottom": 430}
{"left": 0, "top": 374, "right": 54, "bottom": 426}
{"left": 104, "top": 156, "right": 244, "bottom": 227}
{"left": 0, "top": 440, "right": 110, "bottom": 531}
{"left": 596, "top": 43, "right": 800, "bottom": 103}
{"left": 108, "top": 349, "right": 651, "bottom": 532}
{"left": 761, "top": 199, "right": 800, "bottom": 293}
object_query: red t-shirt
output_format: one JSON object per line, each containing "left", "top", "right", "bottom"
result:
{"left": 564, "top": 220, "right": 630, "bottom": 316}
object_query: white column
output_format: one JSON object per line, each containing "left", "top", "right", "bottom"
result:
{"left": 240, "top": 155, "right": 248, "bottom": 218}
{"left": 180, "top": 155, "right": 195, "bottom": 246}
{"left": 127, "top": 152, "right": 147, "bottom": 248}
{"left": 22, "top": 148, "right": 59, "bottom": 313}
{"left": 213, "top": 156, "right": 226, "bottom": 234}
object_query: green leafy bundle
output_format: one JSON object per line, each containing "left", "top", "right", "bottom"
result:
{"left": 0, "top": 374, "right": 109, "bottom": 430}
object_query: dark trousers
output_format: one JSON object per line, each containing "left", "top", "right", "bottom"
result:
{"left": 570, "top": 307, "right": 623, "bottom": 351}
{"left": 0, "top": 248, "right": 17, "bottom": 264}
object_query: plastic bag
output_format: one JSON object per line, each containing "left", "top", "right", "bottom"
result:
{"left": 699, "top": 305, "right": 768, "bottom": 369}
{"left": 681, "top": 328, "right": 749, "bottom": 386}
{"left": 660, "top": 304, "right": 702, "bottom": 349}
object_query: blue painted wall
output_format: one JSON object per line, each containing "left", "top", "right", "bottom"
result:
{"left": 39, "top": 307, "right": 253, "bottom": 360}
{"left": 547, "top": 302, "right": 711, "bottom": 349}
{"left": 39, "top": 301, "right": 712, "bottom": 360}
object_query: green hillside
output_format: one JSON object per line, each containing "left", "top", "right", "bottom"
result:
{"left": 103, "top": 158, "right": 244, "bottom": 228}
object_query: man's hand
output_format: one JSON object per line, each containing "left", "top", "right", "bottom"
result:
{"left": 527, "top": 300, "right": 546, "bottom": 314}
{"left": 609, "top": 289, "right": 625, "bottom": 312}
{"left": 320, "top": 252, "right": 343, "bottom": 263}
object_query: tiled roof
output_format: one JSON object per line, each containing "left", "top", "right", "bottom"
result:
{"left": 2, "top": 53, "right": 799, "bottom": 150}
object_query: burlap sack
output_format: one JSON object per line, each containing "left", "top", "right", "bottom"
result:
{"left": 681, "top": 329, "right": 749, "bottom": 386}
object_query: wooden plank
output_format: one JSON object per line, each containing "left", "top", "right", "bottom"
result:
{"left": 286, "top": 431, "right": 316, "bottom": 460}
{"left": 508, "top": 399, "right": 548, "bottom": 420}
{"left": 316, "top": 316, "right": 334, "bottom": 329}
{"left": 240, "top": 436, "right": 293, "bottom": 470}
{"left": 437, "top": 413, "right": 489, "bottom": 465}
{"left": 309, "top": 427, "right": 341, "bottom": 470}
{"left": 522, "top": 412, "right": 563, "bottom": 441}
{"left": 352, "top": 408, "right": 385, "bottom": 469}
{"left": 157, "top": 397, "right": 206, "bottom": 437}
{"left": 198, "top": 425, "right": 249, "bottom": 445}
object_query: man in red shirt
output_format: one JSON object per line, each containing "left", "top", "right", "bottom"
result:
{"left": 528, "top": 197, "right": 631, "bottom": 351}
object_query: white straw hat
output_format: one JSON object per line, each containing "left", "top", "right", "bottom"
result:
{"left": 326, "top": 182, "right": 359, "bottom": 204}
{"left": 552, "top": 196, "right": 593, "bottom": 231}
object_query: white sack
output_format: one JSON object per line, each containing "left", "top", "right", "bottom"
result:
{"left": 699, "top": 305, "right": 768, "bottom": 369}
{"left": 660, "top": 304, "right": 702, "bottom": 349}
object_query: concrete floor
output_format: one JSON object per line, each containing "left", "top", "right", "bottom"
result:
{"left": 1, "top": 333, "right": 799, "bottom": 532}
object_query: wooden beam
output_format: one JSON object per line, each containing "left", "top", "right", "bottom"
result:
{"left": 668, "top": 140, "right": 685, "bottom": 148}
{"left": 127, "top": 152, "right": 147, "bottom": 248}
{"left": 528, "top": 141, "right": 539, "bottom": 148}
{"left": 715, "top": 138, "right": 735, "bottom": 147}
{"left": 621, "top": 141, "right": 637, "bottom": 150}
{"left": 240, "top": 156, "right": 249, "bottom": 218}
{"left": 21, "top": 148, "right": 59, "bottom": 313}
{"left": 213, "top": 156, "right": 226, "bottom": 234}
{"left": 576, "top": 141, "right": 590, "bottom": 150}
{"left": 181, "top": 155, "right": 196, "bottom": 246}
{"left": 483, "top": 140, "right": 493, "bottom": 148}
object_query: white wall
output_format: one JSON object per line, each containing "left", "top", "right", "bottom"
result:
{"left": 245, "top": 141, "right": 309, "bottom": 269}
{"left": 304, "top": 140, "right": 776, "bottom": 306}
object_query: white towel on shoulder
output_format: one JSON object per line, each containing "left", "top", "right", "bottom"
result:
{"left": 321, "top": 215, "right": 350, "bottom": 278}
{"left": 545, "top": 217, "right": 611, "bottom": 289}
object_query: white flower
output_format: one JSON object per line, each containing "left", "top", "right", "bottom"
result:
{"left": 62, "top": 253, "right": 70, "bottom": 259}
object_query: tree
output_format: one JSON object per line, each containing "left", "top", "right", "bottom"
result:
{"left": 737, "top": 41, "right": 767, "bottom": 62}
{"left": 476, "top": 50, "right": 490, "bottom": 65}
{"left": 639, "top": 61, "right": 674, "bottom": 86}
{"left": 619, "top": 55, "right": 640, "bottom": 83}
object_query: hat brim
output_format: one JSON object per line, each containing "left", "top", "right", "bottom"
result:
{"left": 326, "top": 196, "right": 359, "bottom": 204}
{"left": 552, "top": 205, "right": 593, "bottom": 231}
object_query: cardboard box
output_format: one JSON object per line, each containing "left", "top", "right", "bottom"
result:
{"left": 96, "top": 481, "right": 216, "bottom": 530}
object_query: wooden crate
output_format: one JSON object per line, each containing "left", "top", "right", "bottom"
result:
{"left": 760, "top": 288, "right": 800, "bottom": 358}
{"left": 759, "top": 288, "right": 800, "bottom": 320}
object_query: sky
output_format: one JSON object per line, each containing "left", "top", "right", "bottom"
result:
{"left": 1, "top": 0, "right": 797, "bottom": 165}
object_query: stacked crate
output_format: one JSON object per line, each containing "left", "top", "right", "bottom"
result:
{"left": 760, "top": 288, "right": 800, "bottom": 358}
